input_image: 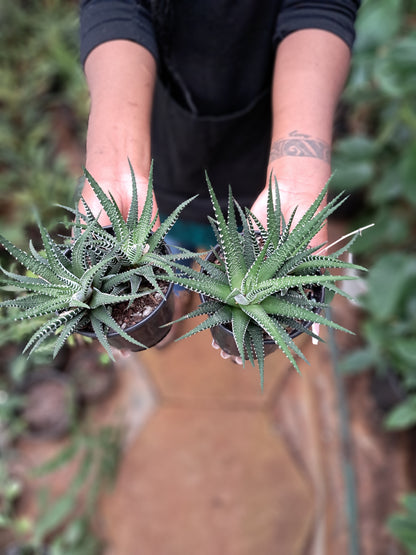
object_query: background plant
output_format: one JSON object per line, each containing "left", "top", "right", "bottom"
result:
{"left": 0, "top": 425, "right": 121, "bottom": 555}
{"left": 0, "top": 0, "right": 88, "bottom": 247}
{"left": 333, "top": 0, "right": 416, "bottom": 441}
{"left": 0, "top": 457, "right": 32, "bottom": 549}
{"left": 388, "top": 494, "right": 416, "bottom": 555}
{"left": 331, "top": 0, "right": 416, "bottom": 550}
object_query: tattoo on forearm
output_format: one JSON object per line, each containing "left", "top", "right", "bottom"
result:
{"left": 269, "top": 130, "right": 331, "bottom": 164}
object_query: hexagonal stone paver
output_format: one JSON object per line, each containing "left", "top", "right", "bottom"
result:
{"left": 101, "top": 407, "right": 314, "bottom": 555}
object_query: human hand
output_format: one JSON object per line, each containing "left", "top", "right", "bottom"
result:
{"left": 79, "top": 170, "right": 159, "bottom": 228}
{"left": 250, "top": 180, "right": 328, "bottom": 248}
{"left": 250, "top": 180, "right": 327, "bottom": 347}
{"left": 211, "top": 340, "right": 243, "bottom": 365}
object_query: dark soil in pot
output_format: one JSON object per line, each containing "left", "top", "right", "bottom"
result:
{"left": 18, "top": 371, "right": 77, "bottom": 440}
{"left": 78, "top": 280, "right": 175, "bottom": 351}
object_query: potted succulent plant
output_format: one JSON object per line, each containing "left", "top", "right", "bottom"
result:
{"left": 163, "top": 175, "right": 368, "bottom": 387}
{"left": 0, "top": 163, "right": 195, "bottom": 360}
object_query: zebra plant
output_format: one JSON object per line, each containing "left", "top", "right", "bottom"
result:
{"left": 165, "top": 174, "right": 368, "bottom": 386}
{"left": 0, "top": 162, "right": 196, "bottom": 360}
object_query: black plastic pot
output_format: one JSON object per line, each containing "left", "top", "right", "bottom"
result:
{"left": 79, "top": 279, "right": 175, "bottom": 351}
{"left": 201, "top": 247, "right": 325, "bottom": 359}
{"left": 206, "top": 287, "right": 324, "bottom": 359}
{"left": 68, "top": 229, "right": 175, "bottom": 351}
{"left": 210, "top": 322, "right": 279, "bottom": 359}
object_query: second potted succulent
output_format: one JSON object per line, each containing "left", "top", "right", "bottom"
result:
{"left": 162, "top": 175, "right": 368, "bottom": 386}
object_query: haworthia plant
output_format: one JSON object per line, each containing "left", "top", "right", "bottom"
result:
{"left": 0, "top": 162, "right": 196, "bottom": 360}
{"left": 72, "top": 160, "right": 198, "bottom": 296}
{"left": 163, "top": 174, "right": 368, "bottom": 387}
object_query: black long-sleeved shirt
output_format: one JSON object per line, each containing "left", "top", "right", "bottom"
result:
{"left": 80, "top": 0, "right": 360, "bottom": 117}
{"left": 79, "top": 1, "right": 360, "bottom": 220}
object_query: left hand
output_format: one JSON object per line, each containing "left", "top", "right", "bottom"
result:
{"left": 250, "top": 180, "right": 328, "bottom": 248}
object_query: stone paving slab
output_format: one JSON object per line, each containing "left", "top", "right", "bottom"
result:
{"left": 101, "top": 408, "right": 314, "bottom": 555}
{"left": 88, "top": 356, "right": 157, "bottom": 446}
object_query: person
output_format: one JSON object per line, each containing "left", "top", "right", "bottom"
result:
{"left": 79, "top": 0, "right": 360, "bottom": 356}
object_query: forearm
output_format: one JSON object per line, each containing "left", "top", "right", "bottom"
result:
{"left": 81, "top": 40, "right": 156, "bottom": 222}
{"left": 268, "top": 28, "right": 351, "bottom": 204}
{"left": 251, "top": 29, "right": 351, "bottom": 244}
{"left": 85, "top": 39, "right": 155, "bottom": 179}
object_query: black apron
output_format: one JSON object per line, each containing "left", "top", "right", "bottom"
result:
{"left": 151, "top": 79, "right": 272, "bottom": 221}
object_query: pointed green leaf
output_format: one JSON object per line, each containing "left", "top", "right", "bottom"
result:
{"left": 231, "top": 306, "right": 250, "bottom": 362}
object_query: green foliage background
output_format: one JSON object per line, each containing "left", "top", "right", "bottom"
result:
{"left": 334, "top": 0, "right": 416, "bottom": 430}
{"left": 0, "top": 0, "right": 88, "bottom": 247}
{"left": 332, "top": 1, "right": 416, "bottom": 550}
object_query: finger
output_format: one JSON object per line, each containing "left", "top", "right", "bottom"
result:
{"left": 114, "top": 349, "right": 131, "bottom": 360}
{"left": 211, "top": 339, "right": 220, "bottom": 350}
{"left": 232, "top": 356, "right": 243, "bottom": 366}
{"left": 312, "top": 323, "right": 320, "bottom": 345}
{"left": 211, "top": 340, "right": 242, "bottom": 365}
